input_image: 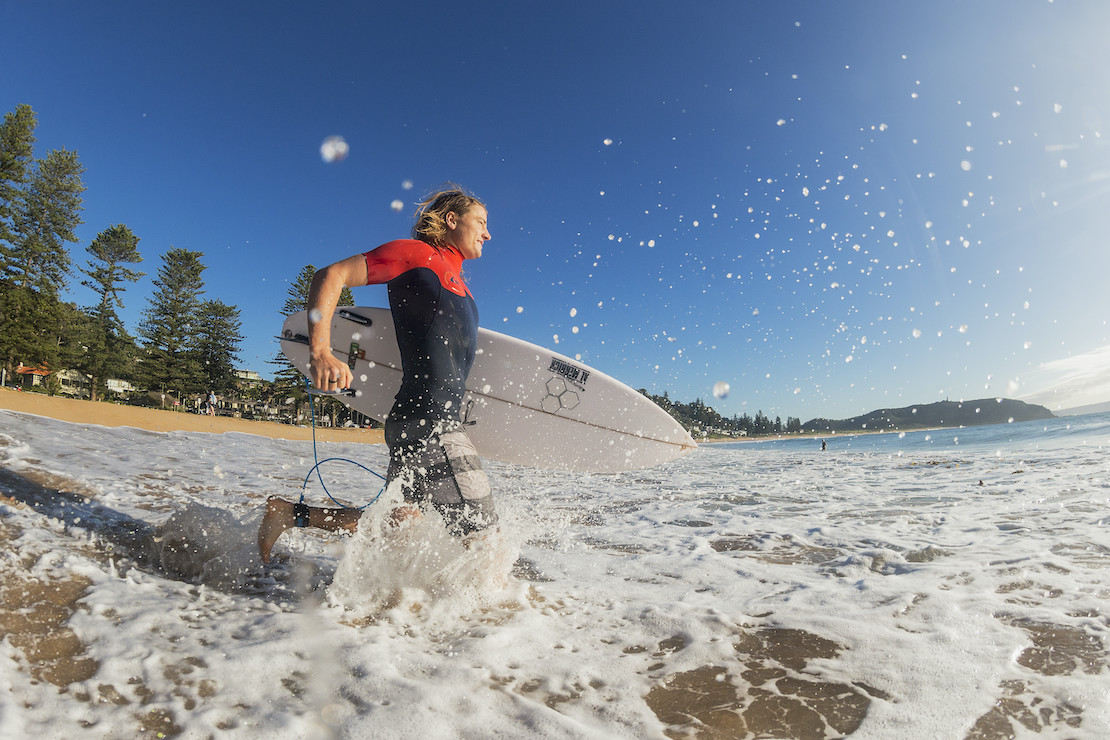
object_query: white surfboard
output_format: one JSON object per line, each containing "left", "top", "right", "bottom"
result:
{"left": 279, "top": 307, "right": 696, "bottom": 472}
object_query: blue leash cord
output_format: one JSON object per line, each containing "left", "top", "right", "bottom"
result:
{"left": 300, "top": 380, "right": 386, "bottom": 510}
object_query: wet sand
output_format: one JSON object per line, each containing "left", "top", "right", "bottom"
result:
{"left": 0, "top": 388, "right": 384, "bottom": 445}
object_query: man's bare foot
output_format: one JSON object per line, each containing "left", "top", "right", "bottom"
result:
{"left": 258, "top": 496, "right": 295, "bottom": 564}
{"left": 463, "top": 526, "right": 500, "bottom": 550}
{"left": 389, "top": 504, "right": 423, "bottom": 528}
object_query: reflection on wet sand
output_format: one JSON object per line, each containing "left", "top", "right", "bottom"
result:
{"left": 645, "top": 628, "right": 871, "bottom": 739}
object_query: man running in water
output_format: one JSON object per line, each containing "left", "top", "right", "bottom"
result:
{"left": 259, "top": 187, "right": 497, "bottom": 563}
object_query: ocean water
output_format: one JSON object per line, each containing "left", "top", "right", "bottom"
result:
{"left": 0, "top": 409, "right": 1107, "bottom": 738}
{"left": 724, "top": 411, "right": 1110, "bottom": 455}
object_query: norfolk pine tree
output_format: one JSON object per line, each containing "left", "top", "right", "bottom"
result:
{"left": 0, "top": 106, "right": 86, "bottom": 380}
{"left": 79, "top": 224, "right": 144, "bottom": 400}
{"left": 8, "top": 148, "right": 85, "bottom": 292}
{"left": 196, "top": 299, "right": 243, "bottom": 397}
{"left": 0, "top": 104, "right": 37, "bottom": 253}
{"left": 138, "top": 248, "right": 207, "bottom": 400}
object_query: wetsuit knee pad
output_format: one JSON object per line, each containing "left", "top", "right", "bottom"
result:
{"left": 386, "top": 426, "right": 498, "bottom": 536}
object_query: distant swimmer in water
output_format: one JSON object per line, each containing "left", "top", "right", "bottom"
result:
{"left": 258, "top": 186, "right": 498, "bottom": 564}
{"left": 821, "top": 439, "right": 827, "bottom": 451}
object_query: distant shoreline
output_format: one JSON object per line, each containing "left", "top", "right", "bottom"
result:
{"left": 8, "top": 388, "right": 1038, "bottom": 450}
{"left": 698, "top": 427, "right": 944, "bottom": 444}
{"left": 0, "top": 388, "right": 385, "bottom": 445}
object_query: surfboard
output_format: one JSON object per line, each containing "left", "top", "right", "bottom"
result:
{"left": 279, "top": 307, "right": 697, "bottom": 472}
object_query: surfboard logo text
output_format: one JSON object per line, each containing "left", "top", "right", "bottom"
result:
{"left": 548, "top": 358, "right": 590, "bottom": 386}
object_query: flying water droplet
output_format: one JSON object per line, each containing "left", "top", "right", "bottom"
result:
{"left": 320, "top": 136, "right": 349, "bottom": 163}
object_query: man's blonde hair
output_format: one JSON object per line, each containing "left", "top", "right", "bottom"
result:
{"left": 411, "top": 185, "right": 486, "bottom": 247}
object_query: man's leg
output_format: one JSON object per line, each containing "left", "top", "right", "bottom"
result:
{"left": 258, "top": 496, "right": 363, "bottom": 563}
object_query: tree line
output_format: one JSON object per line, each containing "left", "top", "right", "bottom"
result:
{"left": 1, "top": 103, "right": 244, "bottom": 402}
{"left": 642, "top": 390, "right": 803, "bottom": 438}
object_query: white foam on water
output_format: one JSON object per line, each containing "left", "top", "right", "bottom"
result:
{"left": 327, "top": 481, "right": 522, "bottom": 623}
{"left": 157, "top": 502, "right": 263, "bottom": 589}
{"left": 1, "top": 409, "right": 1108, "bottom": 738}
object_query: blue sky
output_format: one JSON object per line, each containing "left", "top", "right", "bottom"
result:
{"left": 6, "top": 0, "right": 1110, "bottom": 420}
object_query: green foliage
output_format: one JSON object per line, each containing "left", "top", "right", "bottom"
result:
{"left": 82, "top": 224, "right": 144, "bottom": 317}
{"left": 137, "top": 247, "right": 207, "bottom": 395}
{"left": 55, "top": 300, "right": 98, "bottom": 395}
{"left": 196, "top": 299, "right": 243, "bottom": 394}
{"left": 0, "top": 105, "right": 86, "bottom": 377}
{"left": 79, "top": 224, "right": 144, "bottom": 400}
{"left": 7, "top": 148, "right": 86, "bottom": 293}
{"left": 0, "top": 106, "right": 259, "bottom": 410}
{"left": 0, "top": 104, "right": 37, "bottom": 250}
{"left": 0, "top": 283, "right": 62, "bottom": 372}
{"left": 642, "top": 390, "right": 802, "bottom": 438}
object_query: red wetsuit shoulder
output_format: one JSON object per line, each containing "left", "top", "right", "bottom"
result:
{"left": 363, "top": 239, "right": 471, "bottom": 298}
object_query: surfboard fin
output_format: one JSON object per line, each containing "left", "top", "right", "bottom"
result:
{"left": 461, "top": 398, "right": 477, "bottom": 426}
{"left": 337, "top": 309, "right": 373, "bottom": 326}
{"left": 307, "top": 389, "right": 357, "bottom": 397}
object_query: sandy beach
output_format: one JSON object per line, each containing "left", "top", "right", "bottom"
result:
{"left": 0, "top": 387, "right": 384, "bottom": 445}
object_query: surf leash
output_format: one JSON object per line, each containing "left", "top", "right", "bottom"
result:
{"left": 300, "top": 379, "right": 386, "bottom": 511}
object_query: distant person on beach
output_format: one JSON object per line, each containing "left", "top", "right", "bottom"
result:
{"left": 207, "top": 391, "right": 217, "bottom": 416}
{"left": 258, "top": 186, "right": 498, "bottom": 563}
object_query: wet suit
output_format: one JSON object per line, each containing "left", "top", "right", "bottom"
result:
{"left": 362, "top": 239, "right": 497, "bottom": 536}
